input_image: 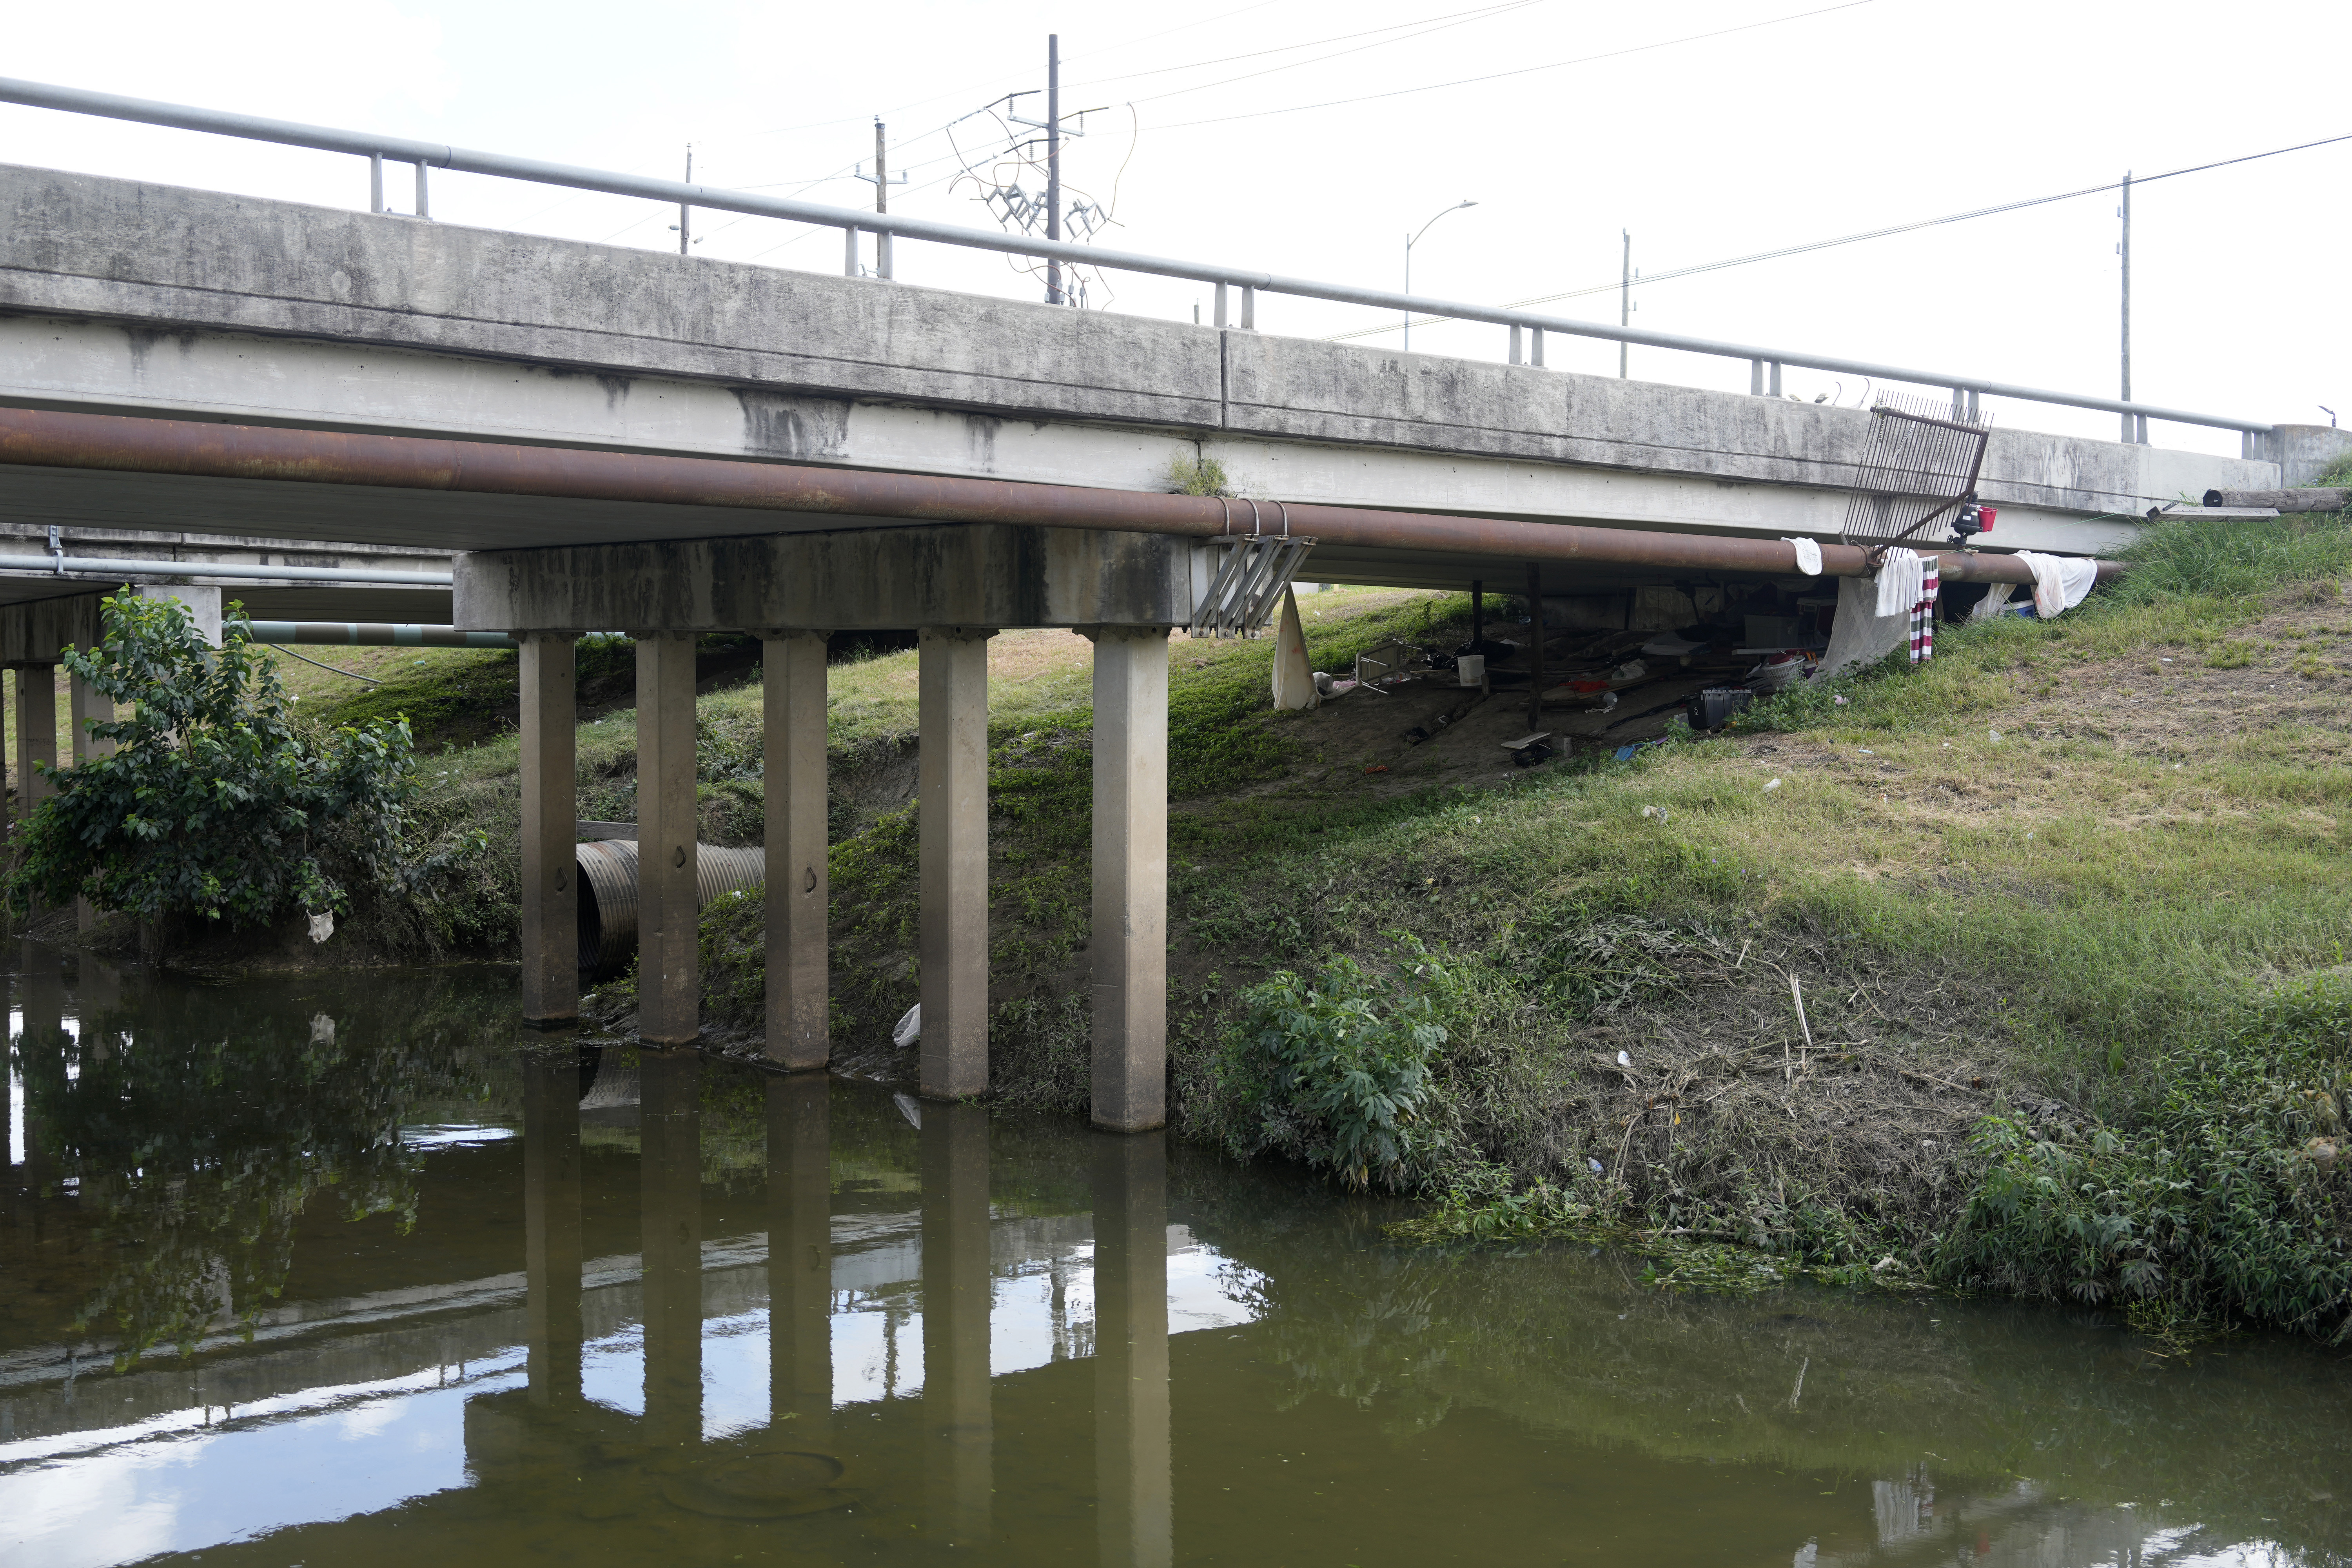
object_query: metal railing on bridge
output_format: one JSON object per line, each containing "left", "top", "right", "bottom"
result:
{"left": 0, "top": 76, "right": 2278, "bottom": 458}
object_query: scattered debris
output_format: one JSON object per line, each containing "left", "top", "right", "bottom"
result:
{"left": 1641, "top": 804, "right": 1670, "bottom": 822}
{"left": 1764, "top": 778, "right": 1783, "bottom": 791}
{"left": 892, "top": 1003, "right": 921, "bottom": 1049}
{"left": 1616, "top": 1050, "right": 1633, "bottom": 1067}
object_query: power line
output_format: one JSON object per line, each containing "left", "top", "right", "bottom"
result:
{"left": 1069, "top": 0, "right": 1544, "bottom": 94}
{"left": 1145, "top": 0, "right": 1874, "bottom": 130}
{"left": 1330, "top": 126, "right": 2352, "bottom": 341}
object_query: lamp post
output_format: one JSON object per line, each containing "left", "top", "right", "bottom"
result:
{"left": 1403, "top": 200, "right": 1476, "bottom": 352}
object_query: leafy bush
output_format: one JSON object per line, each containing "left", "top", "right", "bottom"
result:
{"left": 1934, "top": 979, "right": 2352, "bottom": 1339}
{"left": 1214, "top": 936, "right": 1461, "bottom": 1191}
{"left": 8, "top": 594, "right": 446, "bottom": 927}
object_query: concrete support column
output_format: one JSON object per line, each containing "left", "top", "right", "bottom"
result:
{"left": 762, "top": 632, "right": 830, "bottom": 1070}
{"left": 134, "top": 585, "right": 222, "bottom": 646}
{"left": 1087, "top": 628, "right": 1170, "bottom": 1133}
{"left": 69, "top": 673, "right": 113, "bottom": 935}
{"left": 635, "top": 633, "right": 701, "bottom": 1045}
{"left": 522, "top": 1043, "right": 586, "bottom": 1405}
{"left": 1092, "top": 1131, "right": 1172, "bottom": 1568}
{"left": 639, "top": 1048, "right": 704, "bottom": 1449}
{"left": 519, "top": 634, "right": 579, "bottom": 1024}
{"left": 920, "top": 1101, "right": 992, "bottom": 1546}
{"left": 918, "top": 628, "right": 995, "bottom": 1100}
{"left": 13, "top": 666, "right": 56, "bottom": 845}
{"left": 766, "top": 1072, "right": 832, "bottom": 1440}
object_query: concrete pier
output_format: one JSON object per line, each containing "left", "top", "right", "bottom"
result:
{"left": 921, "top": 1102, "right": 993, "bottom": 1544}
{"left": 636, "top": 633, "right": 701, "bottom": 1045}
{"left": 13, "top": 666, "right": 55, "bottom": 835}
{"left": 1088, "top": 629, "right": 1171, "bottom": 1132}
{"left": 68, "top": 672, "right": 112, "bottom": 933}
{"left": 918, "top": 628, "right": 994, "bottom": 1101}
{"left": 763, "top": 632, "right": 829, "bottom": 1071}
{"left": 518, "top": 634, "right": 577, "bottom": 1024}
{"left": 460, "top": 525, "right": 1192, "bottom": 1126}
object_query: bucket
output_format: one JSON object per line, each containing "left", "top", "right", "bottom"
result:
{"left": 1457, "top": 654, "right": 1486, "bottom": 687}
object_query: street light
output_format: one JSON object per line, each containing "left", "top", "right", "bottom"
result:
{"left": 1403, "top": 200, "right": 1477, "bottom": 351}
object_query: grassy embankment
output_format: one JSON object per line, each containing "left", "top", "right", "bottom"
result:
{"left": 279, "top": 497, "right": 2352, "bottom": 1338}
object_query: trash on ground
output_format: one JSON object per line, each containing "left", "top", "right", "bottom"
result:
{"left": 1686, "top": 686, "right": 1753, "bottom": 731}
{"left": 1616, "top": 1050, "right": 1632, "bottom": 1067}
{"left": 1764, "top": 778, "right": 1783, "bottom": 791}
{"left": 307, "top": 910, "right": 335, "bottom": 944}
{"left": 892, "top": 1003, "right": 921, "bottom": 1049}
{"left": 1499, "top": 731, "right": 1553, "bottom": 752}
{"left": 1641, "top": 804, "right": 1669, "bottom": 822}
{"left": 1364, "top": 764, "right": 1390, "bottom": 775}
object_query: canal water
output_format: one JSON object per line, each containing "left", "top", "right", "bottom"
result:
{"left": 3, "top": 949, "right": 2346, "bottom": 1566}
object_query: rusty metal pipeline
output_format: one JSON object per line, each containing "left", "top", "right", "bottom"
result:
{"left": 0, "top": 406, "right": 2114, "bottom": 586}
{"left": 575, "top": 838, "right": 766, "bottom": 980}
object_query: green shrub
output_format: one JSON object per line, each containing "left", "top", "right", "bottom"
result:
{"left": 1934, "top": 979, "right": 2352, "bottom": 1339}
{"left": 8, "top": 595, "right": 460, "bottom": 927}
{"left": 1214, "top": 936, "right": 1461, "bottom": 1191}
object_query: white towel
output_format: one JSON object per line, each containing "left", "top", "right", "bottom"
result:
{"left": 2012, "top": 552, "right": 2099, "bottom": 619}
{"left": 1874, "top": 548, "right": 1923, "bottom": 618}
{"left": 1782, "top": 537, "right": 1823, "bottom": 576}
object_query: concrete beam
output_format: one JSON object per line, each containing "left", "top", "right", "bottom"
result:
{"left": 1087, "top": 628, "right": 1169, "bottom": 1133}
{"left": 635, "top": 633, "right": 700, "bottom": 1045}
{"left": 0, "top": 595, "right": 99, "bottom": 666}
{"left": 918, "top": 628, "right": 993, "bottom": 1101}
{"left": 0, "top": 166, "right": 2274, "bottom": 524}
{"left": 455, "top": 524, "right": 1198, "bottom": 635}
{"left": 762, "top": 632, "right": 829, "bottom": 1071}
{"left": 518, "top": 633, "right": 578, "bottom": 1024}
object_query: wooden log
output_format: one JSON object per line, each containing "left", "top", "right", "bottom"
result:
{"left": 2201, "top": 487, "right": 2348, "bottom": 512}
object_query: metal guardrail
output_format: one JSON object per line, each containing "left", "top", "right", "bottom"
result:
{"left": 0, "top": 75, "right": 2279, "bottom": 452}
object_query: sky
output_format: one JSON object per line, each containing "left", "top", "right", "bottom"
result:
{"left": 3, "top": 0, "right": 2346, "bottom": 457}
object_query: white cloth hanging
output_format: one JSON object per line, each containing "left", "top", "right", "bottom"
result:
{"left": 1874, "top": 548, "right": 1924, "bottom": 618}
{"left": 2011, "top": 552, "right": 2099, "bottom": 619}
{"left": 1782, "top": 537, "right": 1823, "bottom": 575}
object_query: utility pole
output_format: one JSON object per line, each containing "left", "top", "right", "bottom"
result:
{"left": 874, "top": 120, "right": 893, "bottom": 279}
{"left": 2119, "top": 171, "right": 2133, "bottom": 442}
{"left": 852, "top": 121, "right": 907, "bottom": 279}
{"left": 1045, "top": 33, "right": 1063, "bottom": 305}
{"left": 678, "top": 146, "right": 692, "bottom": 255}
{"left": 1619, "top": 230, "right": 1631, "bottom": 378}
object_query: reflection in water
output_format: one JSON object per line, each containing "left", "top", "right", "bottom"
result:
{"left": 768, "top": 1072, "right": 831, "bottom": 1442}
{"left": 1093, "top": 1132, "right": 1172, "bottom": 1568}
{"left": 2, "top": 952, "right": 2349, "bottom": 1567}
{"left": 922, "top": 1100, "right": 993, "bottom": 1546}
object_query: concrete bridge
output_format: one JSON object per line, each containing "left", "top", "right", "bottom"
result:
{"left": 0, "top": 156, "right": 2325, "bottom": 1132}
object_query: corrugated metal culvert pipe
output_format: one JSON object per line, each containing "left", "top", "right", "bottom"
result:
{"left": 574, "top": 839, "right": 767, "bottom": 980}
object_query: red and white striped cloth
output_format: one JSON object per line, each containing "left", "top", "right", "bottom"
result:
{"left": 1909, "top": 560, "right": 1940, "bottom": 663}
